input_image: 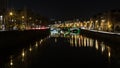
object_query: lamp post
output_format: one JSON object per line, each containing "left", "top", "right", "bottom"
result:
{"left": 9, "top": 11, "right": 13, "bottom": 30}
{"left": 21, "top": 16, "right": 24, "bottom": 24}
{"left": 21, "top": 16, "right": 26, "bottom": 30}
{"left": 9, "top": 12, "right": 13, "bottom": 22}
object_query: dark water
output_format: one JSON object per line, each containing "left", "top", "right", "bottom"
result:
{"left": 4, "top": 35, "right": 120, "bottom": 68}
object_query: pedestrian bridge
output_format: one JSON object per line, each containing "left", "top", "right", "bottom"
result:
{"left": 50, "top": 27, "right": 81, "bottom": 35}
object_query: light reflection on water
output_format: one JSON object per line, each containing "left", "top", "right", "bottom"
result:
{"left": 55, "top": 38, "right": 57, "bottom": 43}
{"left": 90, "top": 38, "right": 93, "bottom": 47}
{"left": 101, "top": 42, "right": 105, "bottom": 53}
{"left": 10, "top": 56, "right": 13, "bottom": 66}
{"left": 21, "top": 49, "right": 25, "bottom": 62}
{"left": 52, "top": 34, "right": 112, "bottom": 62}
{"left": 5, "top": 36, "right": 46, "bottom": 68}
{"left": 74, "top": 35, "right": 77, "bottom": 47}
{"left": 69, "top": 35, "right": 111, "bottom": 62}
{"left": 5, "top": 35, "right": 114, "bottom": 68}
{"left": 29, "top": 45, "right": 32, "bottom": 52}
{"left": 95, "top": 40, "right": 99, "bottom": 50}
{"left": 35, "top": 42, "right": 38, "bottom": 48}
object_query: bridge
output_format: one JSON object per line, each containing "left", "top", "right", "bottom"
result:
{"left": 50, "top": 27, "right": 81, "bottom": 36}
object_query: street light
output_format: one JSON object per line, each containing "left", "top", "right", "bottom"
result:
{"left": 9, "top": 12, "right": 13, "bottom": 22}
{"left": 9, "top": 11, "right": 14, "bottom": 30}
{"left": 9, "top": 12, "right": 13, "bottom": 16}
{"left": 22, "top": 16, "right": 25, "bottom": 19}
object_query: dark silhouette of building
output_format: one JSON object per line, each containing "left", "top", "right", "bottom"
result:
{"left": 0, "top": 0, "right": 8, "bottom": 15}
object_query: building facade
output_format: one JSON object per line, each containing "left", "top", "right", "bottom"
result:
{"left": 90, "top": 10, "right": 120, "bottom": 32}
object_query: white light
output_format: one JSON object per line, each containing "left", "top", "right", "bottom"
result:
{"left": 0, "top": 15, "right": 3, "bottom": 20}
{"left": 22, "top": 49, "right": 25, "bottom": 57}
{"left": 107, "top": 47, "right": 111, "bottom": 58}
{"left": 0, "top": 15, "right": 3, "bottom": 18}
{"left": 101, "top": 19, "right": 105, "bottom": 22}
{"left": 108, "top": 51, "right": 111, "bottom": 58}
{"left": 90, "top": 38, "right": 93, "bottom": 47}
{"left": 29, "top": 46, "right": 32, "bottom": 52}
{"left": 95, "top": 40, "right": 99, "bottom": 50}
{"left": 96, "top": 20, "right": 98, "bottom": 23}
{"left": 101, "top": 46, "right": 105, "bottom": 52}
{"left": 84, "top": 37, "right": 87, "bottom": 47}
{"left": 10, "top": 59, "right": 13, "bottom": 66}
{"left": 35, "top": 42, "right": 38, "bottom": 47}
{"left": 40, "top": 39, "right": 43, "bottom": 44}
{"left": 22, "top": 52, "right": 25, "bottom": 57}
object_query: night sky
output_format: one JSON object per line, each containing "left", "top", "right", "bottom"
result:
{"left": 9, "top": 0, "right": 120, "bottom": 20}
